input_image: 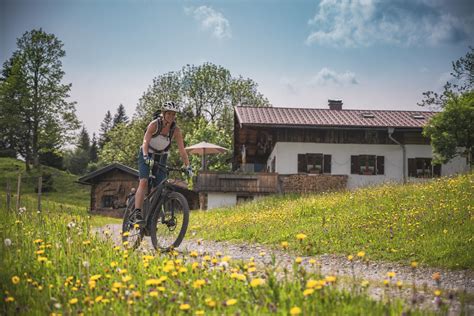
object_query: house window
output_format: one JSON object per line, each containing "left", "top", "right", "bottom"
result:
{"left": 102, "top": 195, "right": 114, "bottom": 208}
{"left": 351, "top": 155, "right": 385, "bottom": 175}
{"left": 298, "top": 153, "right": 332, "bottom": 174}
{"left": 408, "top": 158, "right": 441, "bottom": 178}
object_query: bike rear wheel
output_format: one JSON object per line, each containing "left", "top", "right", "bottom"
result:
{"left": 150, "top": 191, "right": 189, "bottom": 251}
{"left": 121, "top": 196, "right": 145, "bottom": 250}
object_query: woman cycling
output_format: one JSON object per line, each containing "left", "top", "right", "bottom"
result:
{"left": 133, "top": 101, "right": 192, "bottom": 226}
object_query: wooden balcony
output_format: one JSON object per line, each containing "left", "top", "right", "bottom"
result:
{"left": 195, "top": 171, "right": 279, "bottom": 193}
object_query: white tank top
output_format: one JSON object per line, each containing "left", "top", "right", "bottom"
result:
{"left": 148, "top": 134, "right": 170, "bottom": 153}
{"left": 148, "top": 119, "right": 172, "bottom": 153}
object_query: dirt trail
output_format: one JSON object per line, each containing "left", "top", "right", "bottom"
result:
{"left": 94, "top": 224, "right": 474, "bottom": 315}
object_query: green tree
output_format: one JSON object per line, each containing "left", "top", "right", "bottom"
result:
{"left": 423, "top": 92, "right": 474, "bottom": 165}
{"left": 419, "top": 47, "right": 473, "bottom": 109}
{"left": 99, "top": 110, "right": 113, "bottom": 149}
{"left": 89, "top": 133, "right": 99, "bottom": 163}
{"left": 112, "top": 104, "right": 129, "bottom": 128}
{"left": 77, "top": 126, "right": 90, "bottom": 152}
{"left": 0, "top": 29, "right": 79, "bottom": 168}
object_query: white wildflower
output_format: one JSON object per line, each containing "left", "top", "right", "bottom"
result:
{"left": 4, "top": 238, "right": 12, "bottom": 247}
{"left": 82, "top": 260, "right": 90, "bottom": 268}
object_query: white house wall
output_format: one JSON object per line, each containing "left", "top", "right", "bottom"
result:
{"left": 269, "top": 142, "right": 468, "bottom": 189}
{"left": 207, "top": 193, "right": 236, "bottom": 209}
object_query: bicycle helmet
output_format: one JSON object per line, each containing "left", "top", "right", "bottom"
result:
{"left": 162, "top": 101, "right": 180, "bottom": 113}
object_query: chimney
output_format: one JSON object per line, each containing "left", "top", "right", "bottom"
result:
{"left": 328, "top": 99, "right": 343, "bottom": 110}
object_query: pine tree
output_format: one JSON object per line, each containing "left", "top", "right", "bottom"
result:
{"left": 99, "top": 110, "right": 112, "bottom": 149}
{"left": 89, "top": 133, "right": 99, "bottom": 163}
{"left": 112, "top": 104, "right": 129, "bottom": 128}
{"left": 77, "top": 126, "right": 90, "bottom": 151}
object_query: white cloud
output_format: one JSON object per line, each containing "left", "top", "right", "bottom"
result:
{"left": 310, "top": 68, "right": 359, "bottom": 86}
{"left": 185, "top": 6, "right": 231, "bottom": 39}
{"left": 279, "top": 77, "right": 298, "bottom": 94}
{"left": 306, "top": 0, "right": 473, "bottom": 47}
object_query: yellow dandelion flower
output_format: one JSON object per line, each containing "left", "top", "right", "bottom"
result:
{"left": 226, "top": 298, "right": 237, "bottom": 306}
{"left": 411, "top": 261, "right": 418, "bottom": 268}
{"left": 205, "top": 298, "right": 216, "bottom": 307}
{"left": 180, "top": 303, "right": 191, "bottom": 310}
{"left": 122, "top": 231, "right": 130, "bottom": 237}
{"left": 434, "top": 290, "right": 442, "bottom": 296}
{"left": 290, "top": 306, "right": 302, "bottom": 315}
{"left": 386, "top": 271, "right": 396, "bottom": 278}
{"left": 295, "top": 257, "right": 303, "bottom": 264}
{"left": 95, "top": 295, "right": 103, "bottom": 302}
{"left": 149, "top": 291, "right": 159, "bottom": 297}
{"left": 247, "top": 267, "right": 257, "bottom": 273}
{"left": 11, "top": 276, "right": 20, "bottom": 285}
{"left": 192, "top": 262, "right": 200, "bottom": 270}
{"left": 347, "top": 255, "right": 354, "bottom": 261}
{"left": 222, "top": 256, "right": 232, "bottom": 262}
{"left": 357, "top": 251, "right": 365, "bottom": 258}
{"left": 35, "top": 250, "right": 45, "bottom": 255}
{"left": 296, "top": 233, "right": 307, "bottom": 241}
{"left": 361, "top": 280, "right": 369, "bottom": 287}
{"left": 192, "top": 279, "right": 206, "bottom": 289}
{"left": 110, "top": 261, "right": 118, "bottom": 268}
{"left": 37, "top": 256, "right": 48, "bottom": 263}
{"left": 90, "top": 274, "right": 101, "bottom": 281}
{"left": 190, "top": 251, "right": 198, "bottom": 257}
{"left": 309, "top": 259, "right": 317, "bottom": 265}
{"left": 250, "top": 278, "right": 265, "bottom": 287}
{"left": 118, "top": 269, "right": 128, "bottom": 275}
{"left": 122, "top": 275, "right": 132, "bottom": 282}
{"left": 383, "top": 279, "right": 390, "bottom": 286}
{"left": 281, "top": 241, "right": 289, "bottom": 249}
{"left": 69, "top": 298, "right": 78, "bottom": 305}
{"left": 325, "top": 276, "right": 336, "bottom": 283}
{"left": 82, "top": 240, "right": 91, "bottom": 245}
{"left": 157, "top": 286, "right": 166, "bottom": 292}
{"left": 396, "top": 281, "right": 403, "bottom": 289}
{"left": 33, "top": 239, "right": 43, "bottom": 244}
{"left": 5, "top": 296, "right": 15, "bottom": 303}
{"left": 195, "top": 310, "right": 205, "bottom": 315}
{"left": 145, "top": 279, "right": 161, "bottom": 286}
{"left": 303, "top": 288, "right": 314, "bottom": 296}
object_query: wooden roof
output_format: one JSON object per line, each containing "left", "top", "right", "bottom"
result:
{"left": 78, "top": 163, "right": 138, "bottom": 185}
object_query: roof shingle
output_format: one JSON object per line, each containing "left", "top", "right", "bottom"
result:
{"left": 235, "top": 106, "right": 436, "bottom": 128}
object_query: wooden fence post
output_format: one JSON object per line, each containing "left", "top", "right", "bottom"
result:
{"left": 6, "top": 180, "right": 11, "bottom": 211}
{"left": 16, "top": 172, "right": 21, "bottom": 211}
{"left": 38, "top": 175, "right": 42, "bottom": 213}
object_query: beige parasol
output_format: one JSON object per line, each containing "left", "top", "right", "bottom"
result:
{"left": 185, "top": 142, "right": 228, "bottom": 170}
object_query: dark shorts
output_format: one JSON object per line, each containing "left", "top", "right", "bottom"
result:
{"left": 137, "top": 147, "right": 168, "bottom": 185}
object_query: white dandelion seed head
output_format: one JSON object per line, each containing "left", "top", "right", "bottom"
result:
{"left": 4, "top": 238, "right": 12, "bottom": 247}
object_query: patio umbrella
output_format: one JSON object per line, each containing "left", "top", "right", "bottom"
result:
{"left": 185, "top": 141, "right": 228, "bottom": 170}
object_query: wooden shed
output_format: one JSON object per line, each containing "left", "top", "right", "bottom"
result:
{"left": 78, "top": 163, "right": 200, "bottom": 217}
{"left": 78, "top": 163, "right": 139, "bottom": 217}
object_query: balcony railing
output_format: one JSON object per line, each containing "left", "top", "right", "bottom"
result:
{"left": 195, "top": 171, "right": 278, "bottom": 193}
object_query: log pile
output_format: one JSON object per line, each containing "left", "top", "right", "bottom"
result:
{"left": 279, "top": 174, "right": 348, "bottom": 194}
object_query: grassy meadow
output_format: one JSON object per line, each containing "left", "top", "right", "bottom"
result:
{"left": 190, "top": 174, "right": 474, "bottom": 270}
{"left": 1, "top": 204, "right": 426, "bottom": 315}
{"left": 0, "top": 157, "right": 472, "bottom": 314}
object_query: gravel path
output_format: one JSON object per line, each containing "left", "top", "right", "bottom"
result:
{"left": 94, "top": 224, "right": 474, "bottom": 315}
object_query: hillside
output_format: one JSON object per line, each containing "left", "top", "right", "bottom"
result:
{"left": 0, "top": 157, "right": 89, "bottom": 210}
{"left": 190, "top": 173, "right": 474, "bottom": 269}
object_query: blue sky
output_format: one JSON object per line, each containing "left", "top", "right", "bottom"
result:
{"left": 1, "top": 0, "right": 473, "bottom": 136}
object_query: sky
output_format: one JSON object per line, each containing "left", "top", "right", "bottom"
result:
{"left": 1, "top": 0, "right": 473, "bottom": 136}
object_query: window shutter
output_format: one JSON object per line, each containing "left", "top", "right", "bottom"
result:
{"left": 350, "top": 155, "right": 359, "bottom": 174}
{"left": 408, "top": 158, "right": 416, "bottom": 177}
{"left": 433, "top": 164, "right": 441, "bottom": 177}
{"left": 376, "top": 156, "right": 385, "bottom": 175}
{"left": 298, "top": 154, "right": 306, "bottom": 173}
{"left": 323, "top": 155, "right": 332, "bottom": 174}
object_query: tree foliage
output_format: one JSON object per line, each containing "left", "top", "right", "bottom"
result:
{"left": 112, "top": 104, "right": 129, "bottom": 128}
{"left": 0, "top": 29, "right": 79, "bottom": 169}
{"left": 419, "top": 47, "right": 473, "bottom": 110}
{"left": 101, "top": 62, "right": 270, "bottom": 171}
{"left": 423, "top": 91, "right": 473, "bottom": 165}
{"left": 99, "top": 110, "right": 113, "bottom": 149}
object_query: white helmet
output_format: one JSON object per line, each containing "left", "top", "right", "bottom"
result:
{"left": 162, "top": 101, "right": 180, "bottom": 113}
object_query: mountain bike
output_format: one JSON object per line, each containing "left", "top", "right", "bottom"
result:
{"left": 122, "top": 162, "right": 190, "bottom": 252}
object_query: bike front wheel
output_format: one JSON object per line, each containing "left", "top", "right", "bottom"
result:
{"left": 150, "top": 191, "right": 189, "bottom": 251}
{"left": 121, "top": 196, "right": 145, "bottom": 250}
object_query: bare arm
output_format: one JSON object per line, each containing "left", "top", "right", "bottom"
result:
{"left": 173, "top": 127, "right": 190, "bottom": 166}
{"left": 142, "top": 120, "right": 157, "bottom": 156}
